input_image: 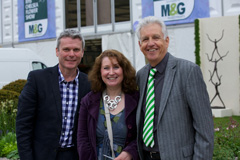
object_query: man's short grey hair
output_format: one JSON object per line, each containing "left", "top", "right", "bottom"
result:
{"left": 136, "top": 16, "right": 168, "bottom": 41}
{"left": 56, "top": 29, "right": 85, "bottom": 50}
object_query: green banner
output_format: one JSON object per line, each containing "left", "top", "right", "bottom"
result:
{"left": 24, "top": 0, "right": 47, "bottom": 22}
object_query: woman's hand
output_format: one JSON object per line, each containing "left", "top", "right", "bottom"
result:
{"left": 114, "top": 151, "right": 132, "bottom": 160}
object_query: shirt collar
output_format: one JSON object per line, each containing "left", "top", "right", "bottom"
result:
{"left": 150, "top": 52, "right": 169, "bottom": 74}
{"left": 58, "top": 66, "right": 79, "bottom": 84}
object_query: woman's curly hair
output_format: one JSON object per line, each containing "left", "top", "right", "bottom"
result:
{"left": 88, "top": 49, "right": 137, "bottom": 93}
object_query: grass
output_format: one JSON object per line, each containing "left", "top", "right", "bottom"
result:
{"left": 213, "top": 116, "right": 240, "bottom": 159}
{"left": 214, "top": 116, "right": 240, "bottom": 126}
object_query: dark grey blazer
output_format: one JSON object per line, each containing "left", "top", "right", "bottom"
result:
{"left": 136, "top": 53, "right": 214, "bottom": 160}
{"left": 16, "top": 65, "right": 91, "bottom": 160}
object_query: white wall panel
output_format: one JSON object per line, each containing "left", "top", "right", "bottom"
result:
{"left": 168, "top": 24, "right": 195, "bottom": 63}
{"left": 132, "top": 0, "right": 142, "bottom": 21}
{"left": 55, "top": 0, "right": 65, "bottom": 37}
{"left": 209, "top": 0, "right": 223, "bottom": 17}
{"left": 2, "top": 0, "right": 12, "bottom": 43}
{"left": 13, "top": 0, "right": 18, "bottom": 42}
{"left": 223, "top": 0, "right": 240, "bottom": 16}
{"left": 0, "top": 0, "right": 2, "bottom": 44}
{"left": 132, "top": 0, "right": 148, "bottom": 70}
{"left": 2, "top": 0, "right": 239, "bottom": 70}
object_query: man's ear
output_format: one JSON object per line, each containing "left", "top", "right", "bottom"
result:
{"left": 165, "top": 36, "right": 169, "bottom": 47}
{"left": 82, "top": 50, "right": 84, "bottom": 57}
{"left": 56, "top": 48, "right": 59, "bottom": 57}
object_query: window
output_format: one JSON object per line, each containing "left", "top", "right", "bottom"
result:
{"left": 115, "top": 1, "right": 130, "bottom": 22}
{"left": 64, "top": 0, "right": 130, "bottom": 74}
{"left": 32, "top": 62, "right": 47, "bottom": 70}
{"left": 78, "top": 39, "right": 101, "bottom": 74}
{"left": 65, "top": 0, "right": 130, "bottom": 28}
{"left": 65, "top": 0, "right": 77, "bottom": 28}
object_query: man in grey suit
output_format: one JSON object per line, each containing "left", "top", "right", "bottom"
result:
{"left": 136, "top": 16, "right": 214, "bottom": 160}
{"left": 16, "top": 29, "right": 91, "bottom": 160}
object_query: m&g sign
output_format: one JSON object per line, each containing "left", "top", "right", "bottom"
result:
{"left": 24, "top": 0, "right": 48, "bottom": 38}
{"left": 154, "top": 0, "right": 194, "bottom": 21}
{"left": 18, "top": 0, "right": 55, "bottom": 42}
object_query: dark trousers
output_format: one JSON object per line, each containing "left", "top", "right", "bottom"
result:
{"left": 56, "top": 148, "right": 78, "bottom": 160}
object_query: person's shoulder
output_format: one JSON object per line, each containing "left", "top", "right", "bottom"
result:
{"left": 169, "top": 55, "right": 202, "bottom": 77}
{"left": 170, "top": 54, "right": 198, "bottom": 69}
{"left": 137, "top": 64, "right": 149, "bottom": 75}
{"left": 78, "top": 71, "right": 89, "bottom": 80}
{"left": 82, "top": 91, "right": 101, "bottom": 101}
{"left": 79, "top": 71, "right": 88, "bottom": 77}
{"left": 138, "top": 65, "right": 149, "bottom": 72}
{"left": 179, "top": 58, "right": 197, "bottom": 67}
{"left": 78, "top": 71, "right": 91, "bottom": 89}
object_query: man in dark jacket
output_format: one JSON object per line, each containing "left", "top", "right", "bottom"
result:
{"left": 16, "top": 29, "right": 91, "bottom": 160}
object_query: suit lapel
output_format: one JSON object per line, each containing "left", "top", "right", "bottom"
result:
{"left": 157, "top": 54, "right": 177, "bottom": 125}
{"left": 136, "top": 65, "right": 150, "bottom": 129}
{"left": 140, "top": 66, "right": 150, "bottom": 104}
{"left": 49, "top": 65, "right": 62, "bottom": 120}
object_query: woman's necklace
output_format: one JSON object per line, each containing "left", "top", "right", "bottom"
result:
{"left": 103, "top": 93, "right": 122, "bottom": 111}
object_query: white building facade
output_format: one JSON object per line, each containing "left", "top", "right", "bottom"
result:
{"left": 0, "top": 0, "right": 240, "bottom": 72}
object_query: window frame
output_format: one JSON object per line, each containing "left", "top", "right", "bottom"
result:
{"left": 65, "top": 0, "right": 133, "bottom": 35}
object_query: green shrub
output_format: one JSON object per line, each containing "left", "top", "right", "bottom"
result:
{"left": 0, "top": 89, "right": 19, "bottom": 102}
{"left": 0, "top": 132, "right": 19, "bottom": 159}
{"left": 213, "top": 117, "right": 240, "bottom": 159}
{"left": 0, "top": 99, "right": 18, "bottom": 137}
{"left": 7, "top": 149, "right": 19, "bottom": 160}
{"left": 2, "top": 79, "right": 27, "bottom": 94}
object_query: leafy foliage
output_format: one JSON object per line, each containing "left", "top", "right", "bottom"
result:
{"left": 2, "top": 79, "right": 27, "bottom": 94}
{"left": 7, "top": 150, "right": 19, "bottom": 160}
{"left": 0, "top": 90, "right": 19, "bottom": 103}
{"left": 0, "top": 132, "right": 18, "bottom": 159}
{"left": 0, "top": 99, "right": 18, "bottom": 137}
{"left": 213, "top": 116, "right": 240, "bottom": 159}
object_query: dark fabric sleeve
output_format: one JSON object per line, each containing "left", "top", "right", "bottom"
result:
{"left": 16, "top": 71, "right": 37, "bottom": 160}
{"left": 123, "top": 139, "right": 139, "bottom": 160}
{"left": 77, "top": 94, "right": 96, "bottom": 160}
{"left": 122, "top": 91, "right": 140, "bottom": 160}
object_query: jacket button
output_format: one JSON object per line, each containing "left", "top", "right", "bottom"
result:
{"left": 128, "top": 124, "right": 132, "bottom": 129}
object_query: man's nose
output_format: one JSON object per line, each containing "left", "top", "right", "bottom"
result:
{"left": 69, "top": 50, "right": 74, "bottom": 56}
{"left": 147, "top": 38, "right": 155, "bottom": 46}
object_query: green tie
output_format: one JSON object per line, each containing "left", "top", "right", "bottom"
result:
{"left": 143, "top": 68, "right": 157, "bottom": 148}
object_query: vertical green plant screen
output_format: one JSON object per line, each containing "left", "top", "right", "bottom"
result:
{"left": 194, "top": 19, "right": 201, "bottom": 66}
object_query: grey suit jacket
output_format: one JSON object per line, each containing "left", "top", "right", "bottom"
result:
{"left": 16, "top": 65, "right": 91, "bottom": 160}
{"left": 136, "top": 53, "right": 214, "bottom": 160}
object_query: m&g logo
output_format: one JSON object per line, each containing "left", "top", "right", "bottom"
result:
{"left": 161, "top": 2, "right": 185, "bottom": 16}
{"left": 25, "top": 19, "right": 47, "bottom": 38}
{"left": 154, "top": 0, "right": 194, "bottom": 21}
{"left": 29, "top": 23, "right": 43, "bottom": 34}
